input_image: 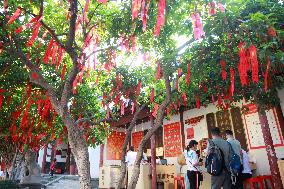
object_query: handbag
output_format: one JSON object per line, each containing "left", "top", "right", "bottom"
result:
{"left": 177, "top": 154, "right": 187, "bottom": 166}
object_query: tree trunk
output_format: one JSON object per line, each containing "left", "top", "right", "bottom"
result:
{"left": 64, "top": 117, "right": 91, "bottom": 189}
{"left": 66, "top": 143, "right": 71, "bottom": 174}
{"left": 116, "top": 104, "right": 146, "bottom": 189}
{"left": 128, "top": 75, "right": 172, "bottom": 189}
{"left": 9, "top": 149, "right": 19, "bottom": 181}
{"left": 41, "top": 146, "right": 47, "bottom": 174}
{"left": 258, "top": 109, "right": 283, "bottom": 189}
{"left": 20, "top": 150, "right": 42, "bottom": 184}
{"left": 150, "top": 116, "right": 157, "bottom": 189}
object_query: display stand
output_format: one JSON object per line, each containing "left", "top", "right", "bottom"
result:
{"left": 99, "top": 165, "right": 121, "bottom": 189}
{"left": 128, "top": 164, "right": 152, "bottom": 189}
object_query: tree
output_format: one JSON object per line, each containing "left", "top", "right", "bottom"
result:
{"left": 1, "top": 0, "right": 283, "bottom": 189}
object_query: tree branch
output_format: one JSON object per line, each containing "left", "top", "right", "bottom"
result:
{"left": 75, "top": 118, "right": 113, "bottom": 126}
{"left": 9, "top": 37, "right": 62, "bottom": 114}
{"left": 66, "top": 0, "right": 78, "bottom": 51}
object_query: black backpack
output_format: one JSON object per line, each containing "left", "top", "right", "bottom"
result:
{"left": 205, "top": 140, "right": 224, "bottom": 176}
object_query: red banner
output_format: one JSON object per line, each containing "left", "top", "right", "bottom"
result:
{"left": 164, "top": 122, "right": 182, "bottom": 157}
{"left": 132, "top": 131, "right": 144, "bottom": 151}
{"left": 106, "top": 131, "right": 126, "bottom": 160}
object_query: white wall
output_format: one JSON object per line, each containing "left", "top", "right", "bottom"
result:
{"left": 89, "top": 146, "right": 100, "bottom": 178}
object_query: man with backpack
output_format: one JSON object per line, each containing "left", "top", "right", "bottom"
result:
{"left": 225, "top": 130, "right": 243, "bottom": 189}
{"left": 206, "top": 127, "right": 233, "bottom": 189}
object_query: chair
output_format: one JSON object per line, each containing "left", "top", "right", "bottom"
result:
{"left": 243, "top": 177, "right": 265, "bottom": 189}
{"left": 174, "top": 176, "right": 185, "bottom": 189}
{"left": 261, "top": 175, "right": 275, "bottom": 189}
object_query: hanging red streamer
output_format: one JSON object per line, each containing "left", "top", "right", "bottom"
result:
{"left": 132, "top": 0, "right": 141, "bottom": 20}
{"left": 121, "top": 101, "right": 125, "bottom": 115}
{"left": 249, "top": 45, "right": 259, "bottom": 83}
{"left": 61, "top": 64, "right": 67, "bottom": 81}
{"left": 4, "top": 0, "right": 8, "bottom": 15}
{"left": 15, "top": 16, "right": 42, "bottom": 34}
{"left": 137, "top": 80, "right": 141, "bottom": 96}
{"left": 238, "top": 42, "right": 249, "bottom": 86}
{"left": 264, "top": 57, "right": 271, "bottom": 92}
{"left": 268, "top": 26, "right": 277, "bottom": 37}
{"left": 208, "top": 1, "right": 216, "bottom": 16}
{"left": 191, "top": 12, "right": 205, "bottom": 40}
{"left": 186, "top": 63, "right": 191, "bottom": 85}
{"left": 131, "top": 102, "right": 135, "bottom": 114}
{"left": 195, "top": 95, "right": 200, "bottom": 109}
{"left": 0, "top": 93, "right": 3, "bottom": 110}
{"left": 230, "top": 67, "right": 234, "bottom": 96}
{"left": 220, "top": 59, "right": 227, "bottom": 80}
{"left": 97, "top": 0, "right": 107, "bottom": 4}
{"left": 56, "top": 47, "right": 64, "bottom": 70}
{"left": 26, "top": 22, "right": 41, "bottom": 47}
{"left": 154, "top": 0, "right": 166, "bottom": 36}
{"left": 142, "top": 0, "right": 151, "bottom": 32}
{"left": 83, "top": 0, "right": 90, "bottom": 23}
{"left": 51, "top": 43, "right": 58, "bottom": 65}
{"left": 150, "top": 88, "right": 155, "bottom": 103}
{"left": 7, "top": 8, "right": 22, "bottom": 25}
{"left": 43, "top": 38, "right": 54, "bottom": 64}
{"left": 155, "top": 63, "right": 161, "bottom": 81}
{"left": 152, "top": 103, "right": 159, "bottom": 118}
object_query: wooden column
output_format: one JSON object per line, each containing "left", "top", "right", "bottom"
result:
{"left": 150, "top": 116, "right": 157, "bottom": 189}
{"left": 258, "top": 109, "right": 283, "bottom": 189}
{"left": 179, "top": 107, "right": 185, "bottom": 149}
{"left": 41, "top": 145, "right": 47, "bottom": 173}
{"left": 99, "top": 144, "right": 104, "bottom": 167}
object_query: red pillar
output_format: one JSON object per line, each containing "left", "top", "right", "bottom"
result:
{"left": 150, "top": 116, "right": 157, "bottom": 189}
{"left": 99, "top": 144, "right": 104, "bottom": 167}
{"left": 258, "top": 109, "right": 283, "bottom": 189}
{"left": 41, "top": 145, "right": 47, "bottom": 173}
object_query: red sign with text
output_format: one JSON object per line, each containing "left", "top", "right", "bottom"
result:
{"left": 106, "top": 131, "right": 126, "bottom": 160}
{"left": 132, "top": 131, "right": 144, "bottom": 151}
{"left": 164, "top": 122, "right": 182, "bottom": 157}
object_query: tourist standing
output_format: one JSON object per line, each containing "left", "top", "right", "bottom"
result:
{"left": 185, "top": 140, "right": 203, "bottom": 189}
{"left": 49, "top": 158, "right": 57, "bottom": 177}
{"left": 225, "top": 130, "right": 243, "bottom": 189}
{"left": 239, "top": 149, "right": 252, "bottom": 189}
{"left": 207, "top": 127, "right": 232, "bottom": 189}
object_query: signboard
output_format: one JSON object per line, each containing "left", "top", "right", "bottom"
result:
{"left": 243, "top": 104, "right": 283, "bottom": 149}
{"left": 106, "top": 131, "right": 126, "bottom": 160}
{"left": 132, "top": 131, "right": 144, "bottom": 150}
{"left": 163, "top": 122, "right": 182, "bottom": 157}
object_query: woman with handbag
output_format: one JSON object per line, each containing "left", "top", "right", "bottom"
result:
{"left": 185, "top": 140, "right": 203, "bottom": 189}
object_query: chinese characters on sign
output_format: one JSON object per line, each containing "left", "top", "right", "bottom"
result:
{"left": 106, "top": 131, "right": 126, "bottom": 160}
{"left": 132, "top": 131, "right": 144, "bottom": 150}
{"left": 163, "top": 122, "right": 182, "bottom": 157}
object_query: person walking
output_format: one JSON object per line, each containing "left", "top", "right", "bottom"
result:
{"left": 185, "top": 140, "right": 203, "bottom": 189}
{"left": 207, "top": 127, "right": 233, "bottom": 189}
{"left": 239, "top": 149, "right": 252, "bottom": 189}
{"left": 49, "top": 158, "right": 57, "bottom": 178}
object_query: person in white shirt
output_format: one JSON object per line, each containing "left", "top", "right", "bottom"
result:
{"left": 125, "top": 146, "right": 137, "bottom": 166}
{"left": 240, "top": 149, "right": 252, "bottom": 188}
{"left": 185, "top": 140, "right": 203, "bottom": 189}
